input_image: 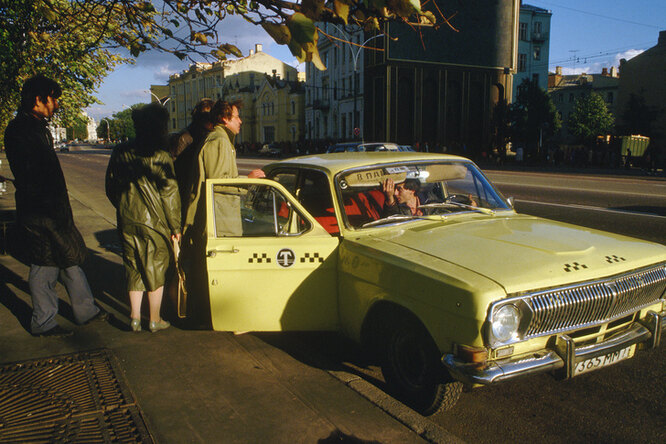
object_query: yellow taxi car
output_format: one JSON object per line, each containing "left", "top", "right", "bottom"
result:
{"left": 197, "top": 152, "right": 666, "bottom": 415}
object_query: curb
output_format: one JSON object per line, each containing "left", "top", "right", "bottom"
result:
{"left": 327, "top": 370, "right": 465, "bottom": 444}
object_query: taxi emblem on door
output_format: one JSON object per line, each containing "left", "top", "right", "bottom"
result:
{"left": 277, "top": 248, "right": 295, "bottom": 268}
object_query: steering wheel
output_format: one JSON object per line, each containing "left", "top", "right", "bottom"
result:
{"left": 445, "top": 194, "right": 473, "bottom": 205}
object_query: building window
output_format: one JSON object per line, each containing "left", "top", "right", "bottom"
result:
{"left": 533, "top": 46, "right": 541, "bottom": 60}
{"left": 569, "top": 93, "right": 574, "bottom": 103}
{"left": 518, "top": 53, "right": 527, "bottom": 72}
{"left": 532, "top": 74, "right": 539, "bottom": 84}
{"left": 558, "top": 93, "right": 563, "bottom": 103}
{"left": 606, "top": 92, "right": 614, "bottom": 104}
{"left": 291, "top": 101, "right": 295, "bottom": 114}
{"left": 519, "top": 22, "right": 527, "bottom": 41}
{"left": 533, "top": 22, "right": 542, "bottom": 34}
{"left": 263, "top": 126, "right": 275, "bottom": 143}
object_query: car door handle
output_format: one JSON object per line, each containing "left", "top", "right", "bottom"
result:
{"left": 207, "top": 247, "right": 239, "bottom": 257}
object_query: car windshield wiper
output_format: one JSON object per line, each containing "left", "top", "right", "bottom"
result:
{"left": 418, "top": 202, "right": 496, "bottom": 216}
{"left": 361, "top": 213, "right": 446, "bottom": 228}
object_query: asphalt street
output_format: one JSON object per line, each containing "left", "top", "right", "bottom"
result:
{"left": 1, "top": 146, "right": 664, "bottom": 443}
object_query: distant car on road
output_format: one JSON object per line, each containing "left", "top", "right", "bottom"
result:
{"left": 326, "top": 142, "right": 401, "bottom": 153}
{"left": 258, "top": 143, "right": 281, "bottom": 157}
{"left": 186, "top": 152, "right": 666, "bottom": 415}
{"left": 55, "top": 142, "right": 69, "bottom": 152}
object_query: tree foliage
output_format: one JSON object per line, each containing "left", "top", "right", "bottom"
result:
{"left": 1, "top": 0, "right": 130, "bottom": 146}
{"left": 97, "top": 105, "right": 146, "bottom": 142}
{"left": 508, "top": 79, "right": 561, "bottom": 154}
{"left": 568, "top": 92, "right": 614, "bottom": 145}
{"left": 36, "top": 0, "right": 446, "bottom": 69}
{"left": 2, "top": 0, "right": 446, "bottom": 148}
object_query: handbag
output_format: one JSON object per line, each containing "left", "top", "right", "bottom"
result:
{"left": 171, "top": 237, "right": 188, "bottom": 318}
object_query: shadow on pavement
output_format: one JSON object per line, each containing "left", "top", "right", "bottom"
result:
{"left": 253, "top": 331, "right": 388, "bottom": 391}
{"left": 0, "top": 264, "right": 32, "bottom": 331}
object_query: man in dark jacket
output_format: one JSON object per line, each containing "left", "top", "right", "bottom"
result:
{"left": 4, "top": 75, "right": 107, "bottom": 337}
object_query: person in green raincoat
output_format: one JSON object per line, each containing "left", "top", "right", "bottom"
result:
{"left": 105, "top": 103, "right": 181, "bottom": 333}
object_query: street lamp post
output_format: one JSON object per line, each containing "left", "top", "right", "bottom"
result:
{"left": 149, "top": 91, "right": 171, "bottom": 106}
{"left": 327, "top": 24, "right": 384, "bottom": 141}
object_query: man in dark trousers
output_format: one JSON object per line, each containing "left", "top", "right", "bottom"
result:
{"left": 4, "top": 75, "right": 108, "bottom": 337}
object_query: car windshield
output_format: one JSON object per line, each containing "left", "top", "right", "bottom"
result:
{"left": 336, "top": 160, "right": 511, "bottom": 229}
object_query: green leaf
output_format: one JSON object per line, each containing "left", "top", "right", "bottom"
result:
{"left": 219, "top": 43, "right": 243, "bottom": 58}
{"left": 286, "top": 13, "right": 316, "bottom": 46}
{"left": 334, "top": 1, "right": 350, "bottom": 24}
{"left": 288, "top": 39, "right": 306, "bottom": 62}
{"left": 262, "top": 22, "right": 291, "bottom": 45}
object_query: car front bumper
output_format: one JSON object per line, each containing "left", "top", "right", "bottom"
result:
{"left": 443, "top": 309, "right": 665, "bottom": 385}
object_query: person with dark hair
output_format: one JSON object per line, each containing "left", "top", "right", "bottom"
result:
{"left": 169, "top": 97, "right": 215, "bottom": 159}
{"left": 105, "top": 103, "right": 181, "bottom": 333}
{"left": 4, "top": 75, "right": 108, "bottom": 337}
{"left": 381, "top": 178, "right": 424, "bottom": 216}
{"left": 171, "top": 98, "right": 215, "bottom": 222}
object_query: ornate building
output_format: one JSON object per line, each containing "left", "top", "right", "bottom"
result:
{"left": 152, "top": 44, "right": 305, "bottom": 145}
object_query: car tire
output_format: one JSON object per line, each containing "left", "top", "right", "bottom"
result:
{"left": 380, "top": 315, "right": 462, "bottom": 415}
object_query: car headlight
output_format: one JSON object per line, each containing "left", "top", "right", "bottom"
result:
{"left": 491, "top": 304, "right": 521, "bottom": 343}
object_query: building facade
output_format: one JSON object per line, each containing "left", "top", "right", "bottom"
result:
{"left": 514, "top": 3, "right": 552, "bottom": 102}
{"left": 305, "top": 24, "right": 365, "bottom": 142}
{"left": 152, "top": 44, "right": 304, "bottom": 145}
{"left": 364, "top": 0, "right": 519, "bottom": 156}
{"left": 617, "top": 30, "right": 666, "bottom": 157}
{"left": 548, "top": 66, "right": 619, "bottom": 142}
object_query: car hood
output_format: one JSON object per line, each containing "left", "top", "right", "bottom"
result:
{"left": 371, "top": 214, "right": 666, "bottom": 294}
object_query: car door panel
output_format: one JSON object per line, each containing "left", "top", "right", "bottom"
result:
{"left": 205, "top": 178, "right": 339, "bottom": 332}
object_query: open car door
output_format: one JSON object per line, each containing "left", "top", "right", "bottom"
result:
{"left": 205, "top": 178, "right": 340, "bottom": 332}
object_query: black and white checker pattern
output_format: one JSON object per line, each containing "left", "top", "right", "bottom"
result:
{"left": 300, "top": 252, "right": 324, "bottom": 263}
{"left": 605, "top": 255, "right": 626, "bottom": 263}
{"left": 248, "top": 253, "right": 271, "bottom": 264}
{"left": 563, "top": 262, "right": 588, "bottom": 272}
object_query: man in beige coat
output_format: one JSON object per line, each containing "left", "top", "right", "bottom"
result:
{"left": 180, "top": 99, "right": 263, "bottom": 326}
{"left": 182, "top": 99, "right": 264, "bottom": 241}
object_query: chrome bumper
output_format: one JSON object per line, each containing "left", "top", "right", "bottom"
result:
{"left": 443, "top": 310, "right": 665, "bottom": 385}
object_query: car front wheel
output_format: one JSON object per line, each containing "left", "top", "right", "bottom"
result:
{"left": 381, "top": 316, "right": 462, "bottom": 415}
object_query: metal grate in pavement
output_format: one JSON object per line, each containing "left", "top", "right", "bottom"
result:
{"left": 0, "top": 348, "right": 153, "bottom": 443}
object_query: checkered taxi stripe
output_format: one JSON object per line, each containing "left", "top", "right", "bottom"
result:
{"left": 301, "top": 252, "right": 324, "bottom": 263}
{"left": 606, "top": 255, "right": 626, "bottom": 263}
{"left": 248, "top": 253, "right": 271, "bottom": 263}
{"left": 247, "top": 252, "right": 325, "bottom": 264}
{"left": 564, "top": 262, "right": 588, "bottom": 272}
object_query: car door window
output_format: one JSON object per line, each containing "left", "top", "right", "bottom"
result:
{"left": 212, "top": 183, "right": 310, "bottom": 237}
{"left": 297, "top": 170, "right": 339, "bottom": 235}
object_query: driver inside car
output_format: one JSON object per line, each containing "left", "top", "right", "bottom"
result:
{"left": 381, "top": 178, "right": 426, "bottom": 216}
{"left": 381, "top": 178, "right": 478, "bottom": 217}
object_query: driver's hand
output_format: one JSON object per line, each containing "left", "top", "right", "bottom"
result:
{"left": 382, "top": 178, "right": 395, "bottom": 205}
{"left": 248, "top": 169, "right": 265, "bottom": 178}
{"left": 468, "top": 194, "right": 478, "bottom": 207}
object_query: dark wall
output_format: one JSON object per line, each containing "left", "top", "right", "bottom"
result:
{"left": 386, "top": 0, "right": 517, "bottom": 69}
{"left": 363, "top": 0, "right": 516, "bottom": 155}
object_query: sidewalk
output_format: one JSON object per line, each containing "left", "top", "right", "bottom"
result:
{"left": 0, "top": 151, "right": 457, "bottom": 443}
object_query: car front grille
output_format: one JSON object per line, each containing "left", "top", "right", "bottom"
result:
{"left": 524, "top": 264, "right": 666, "bottom": 339}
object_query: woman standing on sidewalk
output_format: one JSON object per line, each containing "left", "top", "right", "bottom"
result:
{"left": 105, "top": 103, "right": 181, "bottom": 332}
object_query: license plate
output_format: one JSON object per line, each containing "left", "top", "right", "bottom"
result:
{"left": 574, "top": 344, "right": 636, "bottom": 376}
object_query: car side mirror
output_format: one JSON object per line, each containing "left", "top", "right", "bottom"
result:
{"left": 507, "top": 196, "right": 515, "bottom": 208}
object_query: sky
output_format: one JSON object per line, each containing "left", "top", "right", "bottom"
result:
{"left": 84, "top": 1, "right": 666, "bottom": 122}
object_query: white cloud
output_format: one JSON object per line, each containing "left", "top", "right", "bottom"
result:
{"left": 612, "top": 49, "right": 644, "bottom": 65}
